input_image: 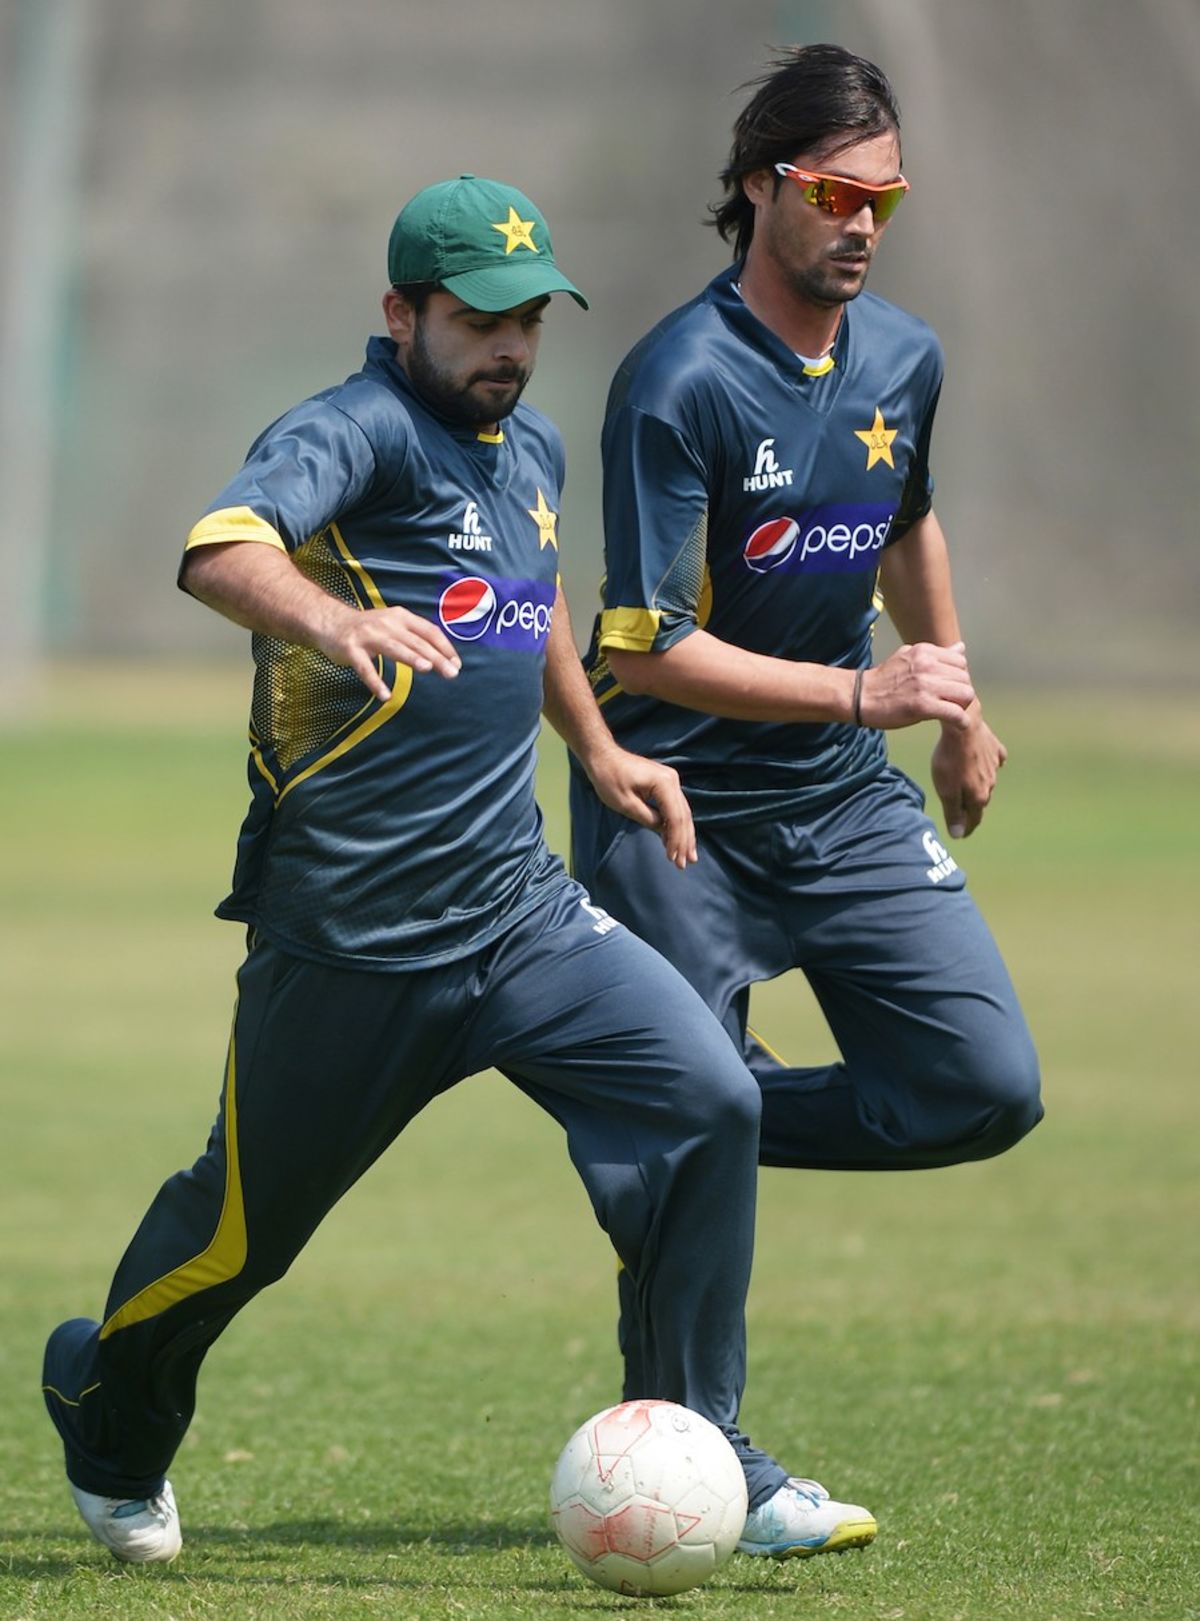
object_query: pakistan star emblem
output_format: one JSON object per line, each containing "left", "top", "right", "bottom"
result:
{"left": 854, "top": 407, "right": 898, "bottom": 470}
{"left": 491, "top": 207, "right": 539, "bottom": 255}
{"left": 527, "top": 488, "right": 558, "bottom": 550}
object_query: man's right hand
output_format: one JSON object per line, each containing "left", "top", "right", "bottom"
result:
{"left": 859, "top": 641, "right": 975, "bottom": 730}
{"left": 318, "top": 605, "right": 462, "bottom": 702}
{"left": 183, "top": 541, "right": 462, "bottom": 704}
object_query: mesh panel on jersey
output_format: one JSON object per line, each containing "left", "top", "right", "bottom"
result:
{"left": 250, "top": 529, "right": 372, "bottom": 773}
{"left": 587, "top": 647, "right": 611, "bottom": 688}
{"left": 653, "top": 505, "right": 709, "bottom": 618}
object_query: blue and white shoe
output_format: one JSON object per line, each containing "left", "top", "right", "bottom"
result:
{"left": 737, "top": 1476, "right": 876, "bottom": 1558}
{"left": 68, "top": 1479, "right": 182, "bottom": 1563}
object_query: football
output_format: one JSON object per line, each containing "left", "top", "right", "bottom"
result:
{"left": 548, "top": 1398, "right": 748, "bottom": 1596}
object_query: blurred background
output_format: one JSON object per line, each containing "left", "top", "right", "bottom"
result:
{"left": 2, "top": 9, "right": 1197, "bottom": 1609}
{"left": 1, "top": 0, "right": 1196, "bottom": 695}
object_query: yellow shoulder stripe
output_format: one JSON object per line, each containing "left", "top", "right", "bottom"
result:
{"left": 186, "top": 506, "right": 287, "bottom": 552}
{"left": 598, "top": 606, "right": 662, "bottom": 653}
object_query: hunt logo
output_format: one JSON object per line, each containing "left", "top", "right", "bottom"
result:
{"left": 448, "top": 500, "right": 493, "bottom": 552}
{"left": 743, "top": 437, "right": 794, "bottom": 492}
{"left": 923, "top": 829, "right": 959, "bottom": 884}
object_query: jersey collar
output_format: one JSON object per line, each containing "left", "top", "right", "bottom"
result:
{"left": 707, "top": 265, "right": 850, "bottom": 385}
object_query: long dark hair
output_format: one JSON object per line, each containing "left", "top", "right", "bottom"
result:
{"left": 712, "top": 44, "right": 902, "bottom": 260}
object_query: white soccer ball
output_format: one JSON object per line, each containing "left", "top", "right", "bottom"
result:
{"left": 549, "top": 1398, "right": 748, "bottom": 1597}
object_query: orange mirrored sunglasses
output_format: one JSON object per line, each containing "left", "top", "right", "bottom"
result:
{"left": 774, "top": 162, "right": 910, "bottom": 223}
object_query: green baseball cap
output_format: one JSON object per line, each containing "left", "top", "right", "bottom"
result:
{"left": 387, "top": 175, "right": 588, "bottom": 311}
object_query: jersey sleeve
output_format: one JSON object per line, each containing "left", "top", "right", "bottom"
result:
{"left": 889, "top": 343, "right": 944, "bottom": 543}
{"left": 183, "top": 397, "right": 382, "bottom": 559}
{"left": 598, "top": 405, "right": 709, "bottom": 654}
{"left": 549, "top": 420, "right": 567, "bottom": 496}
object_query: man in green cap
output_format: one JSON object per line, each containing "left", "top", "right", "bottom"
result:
{"left": 42, "top": 176, "right": 818, "bottom": 1565}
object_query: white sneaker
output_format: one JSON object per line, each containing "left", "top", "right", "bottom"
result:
{"left": 737, "top": 1476, "right": 876, "bottom": 1558}
{"left": 69, "top": 1479, "right": 182, "bottom": 1563}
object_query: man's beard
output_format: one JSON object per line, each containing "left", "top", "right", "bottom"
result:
{"left": 406, "top": 321, "right": 529, "bottom": 427}
{"left": 761, "top": 206, "right": 875, "bottom": 308}
{"left": 787, "top": 236, "right": 875, "bottom": 308}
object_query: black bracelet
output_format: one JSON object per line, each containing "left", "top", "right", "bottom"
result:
{"left": 852, "top": 666, "right": 865, "bottom": 727}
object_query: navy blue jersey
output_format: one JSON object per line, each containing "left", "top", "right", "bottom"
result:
{"left": 582, "top": 266, "right": 943, "bottom": 824}
{"left": 184, "top": 336, "right": 569, "bottom": 969}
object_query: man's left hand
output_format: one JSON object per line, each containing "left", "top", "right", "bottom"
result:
{"left": 931, "top": 704, "right": 1007, "bottom": 838}
{"left": 587, "top": 748, "right": 698, "bottom": 870}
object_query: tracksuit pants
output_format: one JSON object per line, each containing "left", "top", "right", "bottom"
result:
{"left": 571, "top": 763, "right": 1043, "bottom": 1396}
{"left": 43, "top": 878, "right": 788, "bottom": 1510}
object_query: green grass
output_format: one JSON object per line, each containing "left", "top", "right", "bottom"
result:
{"left": 1, "top": 666, "right": 1197, "bottom": 1620}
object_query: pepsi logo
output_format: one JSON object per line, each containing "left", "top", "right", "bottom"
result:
{"left": 743, "top": 517, "right": 799, "bottom": 573}
{"left": 438, "top": 576, "right": 497, "bottom": 640}
{"left": 740, "top": 504, "right": 896, "bottom": 577}
{"left": 437, "top": 572, "right": 556, "bottom": 651}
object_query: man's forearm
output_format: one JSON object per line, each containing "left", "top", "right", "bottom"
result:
{"left": 607, "top": 614, "right": 976, "bottom": 732}
{"left": 182, "top": 540, "right": 357, "bottom": 647}
{"left": 607, "top": 629, "right": 856, "bottom": 724}
{"left": 878, "top": 510, "right": 962, "bottom": 646}
{"left": 541, "top": 585, "right": 698, "bottom": 868}
{"left": 182, "top": 539, "right": 461, "bottom": 700}
{"left": 542, "top": 586, "right": 619, "bottom": 769}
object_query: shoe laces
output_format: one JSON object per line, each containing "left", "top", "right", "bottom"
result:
{"left": 783, "top": 1477, "right": 830, "bottom": 1506}
{"left": 111, "top": 1494, "right": 168, "bottom": 1520}
{"left": 110, "top": 1498, "right": 152, "bottom": 1519}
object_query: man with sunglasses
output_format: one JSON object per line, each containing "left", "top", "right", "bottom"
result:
{"left": 572, "top": 43, "right": 1043, "bottom": 1547}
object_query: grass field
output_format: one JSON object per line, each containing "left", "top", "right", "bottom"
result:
{"left": 1, "top": 666, "right": 1197, "bottom": 1620}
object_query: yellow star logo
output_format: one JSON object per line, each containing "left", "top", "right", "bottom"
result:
{"left": 527, "top": 487, "right": 558, "bottom": 550}
{"left": 491, "top": 207, "right": 539, "bottom": 255}
{"left": 854, "top": 407, "right": 898, "bottom": 470}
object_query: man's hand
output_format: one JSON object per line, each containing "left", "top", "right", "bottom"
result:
{"left": 931, "top": 706, "right": 1007, "bottom": 838}
{"left": 860, "top": 641, "right": 976, "bottom": 730}
{"left": 316, "top": 605, "right": 462, "bottom": 701}
{"left": 585, "top": 746, "right": 698, "bottom": 870}
{"left": 183, "top": 542, "right": 462, "bottom": 703}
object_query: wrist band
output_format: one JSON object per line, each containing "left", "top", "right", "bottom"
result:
{"left": 852, "top": 667, "right": 865, "bottom": 727}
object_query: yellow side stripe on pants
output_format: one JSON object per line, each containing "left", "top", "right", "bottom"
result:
{"left": 99, "top": 1025, "right": 247, "bottom": 1340}
{"left": 746, "top": 1024, "right": 790, "bottom": 1067}
{"left": 42, "top": 1379, "right": 101, "bottom": 1407}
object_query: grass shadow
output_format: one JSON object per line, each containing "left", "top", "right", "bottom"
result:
{"left": 1, "top": 1520, "right": 798, "bottom": 1600}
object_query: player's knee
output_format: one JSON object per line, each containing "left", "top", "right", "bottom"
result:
{"left": 696, "top": 1057, "right": 762, "bottom": 1149}
{"left": 237, "top": 1222, "right": 321, "bottom": 1293}
{"left": 965, "top": 1035, "right": 1043, "bottom": 1156}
